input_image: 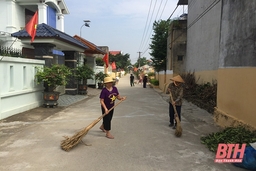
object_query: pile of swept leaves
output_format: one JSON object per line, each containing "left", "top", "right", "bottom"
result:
{"left": 201, "top": 126, "right": 256, "bottom": 152}
{"left": 181, "top": 72, "right": 217, "bottom": 113}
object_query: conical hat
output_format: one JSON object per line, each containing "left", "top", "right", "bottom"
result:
{"left": 104, "top": 77, "right": 114, "bottom": 83}
{"left": 170, "top": 75, "right": 185, "bottom": 83}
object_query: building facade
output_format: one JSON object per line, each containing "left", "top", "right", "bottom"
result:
{"left": 164, "top": 0, "right": 256, "bottom": 129}
{"left": 0, "top": 0, "right": 68, "bottom": 49}
{"left": 0, "top": 0, "right": 105, "bottom": 119}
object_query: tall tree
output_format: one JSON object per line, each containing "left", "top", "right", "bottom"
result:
{"left": 149, "top": 19, "right": 170, "bottom": 72}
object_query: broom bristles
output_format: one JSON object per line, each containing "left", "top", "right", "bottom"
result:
{"left": 61, "top": 117, "right": 102, "bottom": 151}
{"left": 175, "top": 116, "right": 182, "bottom": 137}
{"left": 60, "top": 100, "right": 125, "bottom": 151}
{"left": 61, "top": 128, "right": 90, "bottom": 151}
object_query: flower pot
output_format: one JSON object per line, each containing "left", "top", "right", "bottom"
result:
{"left": 43, "top": 91, "right": 60, "bottom": 107}
{"left": 98, "top": 82, "right": 104, "bottom": 89}
{"left": 78, "top": 84, "right": 87, "bottom": 95}
{"left": 45, "top": 85, "right": 55, "bottom": 92}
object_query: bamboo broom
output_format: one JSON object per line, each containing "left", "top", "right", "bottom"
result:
{"left": 169, "top": 91, "right": 183, "bottom": 137}
{"left": 61, "top": 100, "right": 124, "bottom": 151}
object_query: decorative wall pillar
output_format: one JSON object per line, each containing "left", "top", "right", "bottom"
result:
{"left": 63, "top": 51, "right": 78, "bottom": 95}
{"left": 38, "top": 3, "right": 48, "bottom": 24}
{"left": 6, "top": 0, "right": 15, "bottom": 33}
{"left": 32, "top": 43, "right": 55, "bottom": 67}
{"left": 57, "top": 14, "right": 64, "bottom": 32}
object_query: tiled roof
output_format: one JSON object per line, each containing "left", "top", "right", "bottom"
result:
{"left": 109, "top": 51, "right": 121, "bottom": 56}
{"left": 11, "top": 23, "right": 88, "bottom": 50}
{"left": 73, "top": 35, "right": 105, "bottom": 54}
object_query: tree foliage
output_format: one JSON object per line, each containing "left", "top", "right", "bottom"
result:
{"left": 96, "top": 57, "right": 104, "bottom": 66}
{"left": 149, "top": 19, "right": 170, "bottom": 72}
{"left": 134, "top": 57, "right": 148, "bottom": 68}
{"left": 109, "top": 53, "right": 131, "bottom": 71}
{"left": 95, "top": 53, "right": 132, "bottom": 72}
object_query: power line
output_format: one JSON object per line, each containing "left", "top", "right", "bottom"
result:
{"left": 140, "top": 0, "right": 219, "bottom": 60}
{"left": 167, "top": 5, "right": 178, "bottom": 20}
{"left": 187, "top": 0, "right": 220, "bottom": 30}
{"left": 154, "top": 0, "right": 164, "bottom": 21}
{"left": 140, "top": 0, "right": 158, "bottom": 52}
{"left": 139, "top": 1, "right": 189, "bottom": 59}
{"left": 159, "top": 0, "right": 169, "bottom": 19}
{"left": 138, "top": 0, "right": 153, "bottom": 51}
{"left": 142, "top": 0, "right": 166, "bottom": 52}
{"left": 141, "top": 3, "right": 179, "bottom": 57}
{"left": 167, "top": 0, "right": 220, "bottom": 52}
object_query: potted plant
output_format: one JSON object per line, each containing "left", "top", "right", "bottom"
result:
{"left": 95, "top": 71, "right": 109, "bottom": 89}
{"left": 74, "top": 65, "right": 94, "bottom": 94}
{"left": 35, "top": 64, "right": 72, "bottom": 107}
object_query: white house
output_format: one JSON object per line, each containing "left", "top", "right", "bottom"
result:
{"left": 0, "top": 0, "right": 87, "bottom": 120}
{"left": 0, "top": 0, "right": 68, "bottom": 50}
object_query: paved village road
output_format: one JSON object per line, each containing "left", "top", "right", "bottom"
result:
{"left": 0, "top": 74, "right": 246, "bottom": 171}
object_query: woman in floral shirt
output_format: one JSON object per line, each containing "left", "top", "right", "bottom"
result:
{"left": 167, "top": 75, "right": 185, "bottom": 129}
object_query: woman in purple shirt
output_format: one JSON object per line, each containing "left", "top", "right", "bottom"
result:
{"left": 99, "top": 77, "right": 126, "bottom": 139}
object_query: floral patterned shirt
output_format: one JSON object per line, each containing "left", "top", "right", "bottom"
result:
{"left": 168, "top": 83, "right": 184, "bottom": 106}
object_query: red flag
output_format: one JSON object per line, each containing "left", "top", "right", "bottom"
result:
{"left": 102, "top": 54, "right": 109, "bottom": 68}
{"left": 111, "top": 61, "right": 116, "bottom": 70}
{"left": 25, "top": 11, "right": 38, "bottom": 42}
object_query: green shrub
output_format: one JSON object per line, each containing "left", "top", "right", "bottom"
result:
{"left": 35, "top": 64, "right": 72, "bottom": 90}
{"left": 75, "top": 65, "right": 94, "bottom": 81}
{"left": 147, "top": 72, "right": 155, "bottom": 77}
{"left": 150, "top": 79, "right": 159, "bottom": 86}
{"left": 181, "top": 72, "right": 216, "bottom": 113}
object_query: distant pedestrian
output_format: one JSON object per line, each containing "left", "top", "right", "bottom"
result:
{"left": 130, "top": 74, "right": 135, "bottom": 87}
{"left": 99, "top": 77, "right": 126, "bottom": 139}
{"left": 139, "top": 74, "right": 143, "bottom": 84}
{"left": 115, "top": 76, "right": 119, "bottom": 85}
{"left": 121, "top": 70, "right": 125, "bottom": 77}
{"left": 143, "top": 74, "right": 148, "bottom": 88}
{"left": 167, "top": 75, "right": 184, "bottom": 129}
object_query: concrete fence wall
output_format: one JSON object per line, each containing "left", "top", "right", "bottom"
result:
{"left": 0, "top": 56, "right": 45, "bottom": 120}
{"left": 155, "top": 70, "right": 173, "bottom": 93}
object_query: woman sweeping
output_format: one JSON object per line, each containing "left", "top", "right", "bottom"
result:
{"left": 99, "top": 77, "right": 126, "bottom": 139}
{"left": 167, "top": 75, "right": 184, "bottom": 129}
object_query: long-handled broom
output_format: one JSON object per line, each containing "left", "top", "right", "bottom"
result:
{"left": 169, "top": 91, "right": 183, "bottom": 137}
{"left": 61, "top": 99, "right": 124, "bottom": 151}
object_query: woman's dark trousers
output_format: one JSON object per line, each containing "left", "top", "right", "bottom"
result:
{"left": 169, "top": 103, "right": 181, "bottom": 125}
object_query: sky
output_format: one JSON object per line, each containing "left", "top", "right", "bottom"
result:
{"left": 63, "top": 0, "right": 187, "bottom": 64}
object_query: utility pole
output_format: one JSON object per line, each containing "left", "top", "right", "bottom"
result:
{"left": 137, "top": 51, "right": 142, "bottom": 69}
